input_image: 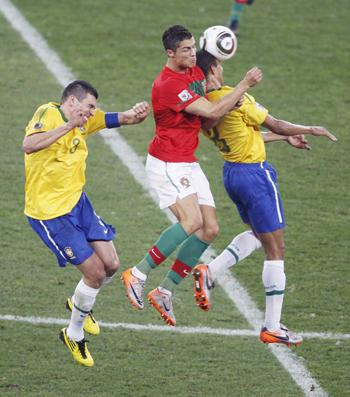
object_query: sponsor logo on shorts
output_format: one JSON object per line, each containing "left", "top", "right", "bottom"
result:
{"left": 64, "top": 246, "right": 76, "bottom": 259}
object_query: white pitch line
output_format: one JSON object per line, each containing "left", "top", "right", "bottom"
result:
{"left": 0, "top": 1, "right": 329, "bottom": 396}
{"left": 1, "top": 314, "right": 350, "bottom": 341}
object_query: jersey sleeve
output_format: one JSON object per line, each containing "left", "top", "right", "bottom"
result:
{"left": 159, "top": 78, "right": 201, "bottom": 113}
{"left": 25, "top": 106, "right": 60, "bottom": 136}
{"left": 85, "top": 108, "right": 106, "bottom": 136}
{"left": 241, "top": 93, "right": 269, "bottom": 125}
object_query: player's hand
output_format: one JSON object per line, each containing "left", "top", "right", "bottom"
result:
{"left": 66, "top": 108, "right": 88, "bottom": 129}
{"left": 133, "top": 101, "right": 150, "bottom": 121}
{"left": 120, "top": 101, "right": 150, "bottom": 124}
{"left": 243, "top": 67, "right": 263, "bottom": 87}
{"left": 310, "top": 126, "right": 337, "bottom": 142}
{"left": 287, "top": 135, "right": 311, "bottom": 150}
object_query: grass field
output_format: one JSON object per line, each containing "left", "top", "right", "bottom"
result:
{"left": 0, "top": 0, "right": 349, "bottom": 396}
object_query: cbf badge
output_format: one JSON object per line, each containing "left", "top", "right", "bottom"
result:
{"left": 64, "top": 247, "right": 76, "bottom": 259}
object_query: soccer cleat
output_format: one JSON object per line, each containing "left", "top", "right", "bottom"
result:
{"left": 120, "top": 268, "right": 145, "bottom": 309}
{"left": 59, "top": 327, "right": 94, "bottom": 367}
{"left": 147, "top": 288, "right": 176, "bottom": 326}
{"left": 260, "top": 324, "right": 303, "bottom": 347}
{"left": 193, "top": 264, "right": 215, "bottom": 311}
{"left": 66, "top": 297, "right": 100, "bottom": 336}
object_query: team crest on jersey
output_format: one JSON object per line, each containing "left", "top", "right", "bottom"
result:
{"left": 34, "top": 122, "right": 43, "bottom": 129}
{"left": 64, "top": 247, "right": 76, "bottom": 259}
{"left": 180, "top": 177, "right": 191, "bottom": 188}
{"left": 178, "top": 89, "right": 193, "bottom": 103}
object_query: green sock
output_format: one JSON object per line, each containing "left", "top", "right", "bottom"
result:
{"left": 136, "top": 223, "right": 188, "bottom": 276}
{"left": 230, "top": 3, "right": 245, "bottom": 24}
{"left": 160, "top": 234, "right": 209, "bottom": 292}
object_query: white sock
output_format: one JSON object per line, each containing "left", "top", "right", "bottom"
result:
{"left": 132, "top": 266, "right": 147, "bottom": 281}
{"left": 262, "top": 260, "right": 285, "bottom": 331}
{"left": 208, "top": 230, "right": 261, "bottom": 279}
{"left": 67, "top": 279, "right": 100, "bottom": 341}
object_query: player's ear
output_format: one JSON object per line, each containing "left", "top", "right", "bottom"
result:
{"left": 166, "top": 49, "right": 175, "bottom": 58}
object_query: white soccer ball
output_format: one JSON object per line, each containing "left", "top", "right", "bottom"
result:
{"left": 199, "top": 25, "right": 237, "bottom": 61}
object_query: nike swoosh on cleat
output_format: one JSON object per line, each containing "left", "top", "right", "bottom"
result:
{"left": 130, "top": 284, "right": 143, "bottom": 305}
{"left": 161, "top": 301, "right": 170, "bottom": 312}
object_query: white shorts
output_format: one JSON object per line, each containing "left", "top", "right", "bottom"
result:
{"left": 145, "top": 154, "right": 216, "bottom": 210}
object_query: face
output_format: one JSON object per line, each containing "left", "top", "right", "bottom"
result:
{"left": 71, "top": 93, "right": 97, "bottom": 119}
{"left": 168, "top": 37, "right": 196, "bottom": 70}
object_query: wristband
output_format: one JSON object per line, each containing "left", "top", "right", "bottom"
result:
{"left": 105, "top": 112, "right": 120, "bottom": 128}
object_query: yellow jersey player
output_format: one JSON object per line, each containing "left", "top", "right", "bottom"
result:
{"left": 193, "top": 50, "right": 337, "bottom": 346}
{"left": 23, "top": 80, "right": 149, "bottom": 366}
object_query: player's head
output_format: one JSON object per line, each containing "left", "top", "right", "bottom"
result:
{"left": 61, "top": 80, "right": 98, "bottom": 103}
{"left": 162, "top": 25, "right": 196, "bottom": 70}
{"left": 61, "top": 80, "right": 98, "bottom": 118}
{"left": 196, "top": 49, "right": 224, "bottom": 85}
{"left": 162, "top": 25, "right": 193, "bottom": 51}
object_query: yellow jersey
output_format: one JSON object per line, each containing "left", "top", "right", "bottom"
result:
{"left": 24, "top": 102, "right": 106, "bottom": 219}
{"left": 203, "top": 86, "right": 268, "bottom": 163}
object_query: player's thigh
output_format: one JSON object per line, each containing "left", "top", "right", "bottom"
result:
{"left": 169, "top": 193, "right": 203, "bottom": 229}
{"left": 90, "top": 240, "right": 120, "bottom": 273}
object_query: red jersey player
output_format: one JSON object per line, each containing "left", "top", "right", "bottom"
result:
{"left": 121, "top": 25, "right": 262, "bottom": 326}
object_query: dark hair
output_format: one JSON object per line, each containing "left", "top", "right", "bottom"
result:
{"left": 162, "top": 25, "right": 193, "bottom": 52}
{"left": 61, "top": 80, "right": 98, "bottom": 103}
{"left": 196, "top": 49, "right": 218, "bottom": 78}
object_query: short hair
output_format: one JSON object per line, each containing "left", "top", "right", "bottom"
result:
{"left": 162, "top": 25, "right": 193, "bottom": 52}
{"left": 61, "top": 80, "right": 98, "bottom": 103}
{"left": 196, "top": 49, "right": 219, "bottom": 78}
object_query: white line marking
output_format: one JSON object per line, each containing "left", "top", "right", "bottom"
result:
{"left": 1, "top": 314, "right": 349, "bottom": 341}
{"left": 0, "top": 1, "right": 329, "bottom": 395}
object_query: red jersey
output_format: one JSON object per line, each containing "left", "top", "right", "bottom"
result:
{"left": 148, "top": 65, "right": 206, "bottom": 162}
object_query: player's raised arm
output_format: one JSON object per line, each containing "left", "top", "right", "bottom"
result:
{"left": 185, "top": 67, "right": 262, "bottom": 120}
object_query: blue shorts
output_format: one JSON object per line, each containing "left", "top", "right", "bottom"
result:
{"left": 27, "top": 192, "right": 116, "bottom": 267}
{"left": 223, "top": 161, "right": 285, "bottom": 233}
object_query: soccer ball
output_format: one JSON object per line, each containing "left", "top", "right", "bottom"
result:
{"left": 199, "top": 25, "right": 237, "bottom": 61}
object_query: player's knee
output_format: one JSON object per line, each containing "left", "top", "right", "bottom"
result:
{"left": 202, "top": 223, "right": 219, "bottom": 242}
{"left": 105, "top": 256, "right": 120, "bottom": 274}
{"left": 182, "top": 216, "right": 203, "bottom": 235}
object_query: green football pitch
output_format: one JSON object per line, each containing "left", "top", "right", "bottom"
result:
{"left": 0, "top": 0, "right": 349, "bottom": 396}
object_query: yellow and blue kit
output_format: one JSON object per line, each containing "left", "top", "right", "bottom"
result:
{"left": 204, "top": 87, "right": 285, "bottom": 233}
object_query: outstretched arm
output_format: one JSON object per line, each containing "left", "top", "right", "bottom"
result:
{"left": 262, "top": 131, "right": 311, "bottom": 150}
{"left": 262, "top": 115, "right": 337, "bottom": 142}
